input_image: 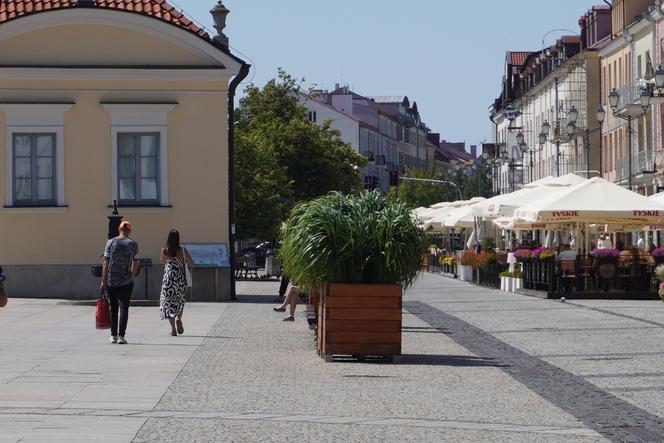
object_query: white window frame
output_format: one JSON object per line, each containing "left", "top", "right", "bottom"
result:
{"left": 1, "top": 104, "right": 71, "bottom": 207}
{"left": 103, "top": 104, "right": 175, "bottom": 207}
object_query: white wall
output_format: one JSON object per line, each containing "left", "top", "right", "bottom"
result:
{"left": 300, "top": 96, "right": 360, "bottom": 151}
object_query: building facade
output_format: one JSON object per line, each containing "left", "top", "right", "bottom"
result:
{"left": 0, "top": 1, "right": 246, "bottom": 299}
{"left": 302, "top": 87, "right": 437, "bottom": 193}
{"left": 489, "top": 6, "right": 611, "bottom": 194}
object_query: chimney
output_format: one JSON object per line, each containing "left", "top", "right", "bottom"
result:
{"left": 210, "top": 1, "right": 230, "bottom": 48}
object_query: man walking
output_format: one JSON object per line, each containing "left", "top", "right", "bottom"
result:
{"left": 101, "top": 221, "right": 139, "bottom": 344}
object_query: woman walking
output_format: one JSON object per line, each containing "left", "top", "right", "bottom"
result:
{"left": 159, "top": 230, "right": 193, "bottom": 336}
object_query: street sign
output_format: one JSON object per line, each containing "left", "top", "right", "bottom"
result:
{"left": 182, "top": 243, "right": 230, "bottom": 268}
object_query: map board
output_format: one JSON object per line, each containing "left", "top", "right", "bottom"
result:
{"left": 182, "top": 243, "right": 230, "bottom": 268}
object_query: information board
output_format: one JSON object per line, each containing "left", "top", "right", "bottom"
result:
{"left": 182, "top": 243, "right": 230, "bottom": 268}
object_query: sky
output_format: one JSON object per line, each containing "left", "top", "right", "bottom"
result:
{"left": 181, "top": 0, "right": 604, "bottom": 149}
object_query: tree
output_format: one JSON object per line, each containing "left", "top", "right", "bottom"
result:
{"left": 388, "top": 168, "right": 457, "bottom": 208}
{"left": 390, "top": 162, "right": 493, "bottom": 209}
{"left": 234, "top": 69, "right": 367, "bottom": 241}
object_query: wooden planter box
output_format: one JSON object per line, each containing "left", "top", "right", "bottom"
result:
{"left": 318, "top": 283, "right": 402, "bottom": 362}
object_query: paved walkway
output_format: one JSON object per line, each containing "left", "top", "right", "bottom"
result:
{"left": 6, "top": 274, "right": 664, "bottom": 441}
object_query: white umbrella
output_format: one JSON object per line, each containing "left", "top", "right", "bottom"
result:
{"left": 514, "top": 177, "right": 664, "bottom": 225}
{"left": 425, "top": 206, "right": 461, "bottom": 231}
{"left": 443, "top": 200, "right": 486, "bottom": 229}
{"left": 471, "top": 174, "right": 586, "bottom": 219}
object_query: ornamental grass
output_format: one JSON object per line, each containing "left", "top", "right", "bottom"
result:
{"left": 278, "top": 191, "right": 427, "bottom": 290}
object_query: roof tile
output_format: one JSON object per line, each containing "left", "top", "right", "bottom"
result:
{"left": 0, "top": 0, "right": 210, "bottom": 39}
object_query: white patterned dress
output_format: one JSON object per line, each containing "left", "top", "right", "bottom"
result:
{"left": 159, "top": 254, "right": 187, "bottom": 320}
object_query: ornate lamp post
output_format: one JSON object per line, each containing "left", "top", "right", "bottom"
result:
{"left": 607, "top": 87, "right": 650, "bottom": 190}
{"left": 564, "top": 104, "right": 606, "bottom": 178}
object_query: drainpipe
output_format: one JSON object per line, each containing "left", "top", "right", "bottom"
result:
{"left": 228, "top": 63, "right": 250, "bottom": 301}
{"left": 211, "top": 2, "right": 251, "bottom": 301}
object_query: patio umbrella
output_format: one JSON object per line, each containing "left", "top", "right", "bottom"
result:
{"left": 514, "top": 177, "right": 664, "bottom": 225}
{"left": 443, "top": 200, "right": 486, "bottom": 229}
{"left": 424, "top": 206, "right": 461, "bottom": 231}
{"left": 472, "top": 174, "right": 586, "bottom": 219}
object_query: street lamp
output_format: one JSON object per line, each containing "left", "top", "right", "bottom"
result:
{"left": 607, "top": 88, "right": 650, "bottom": 190}
{"left": 516, "top": 132, "right": 525, "bottom": 146}
{"left": 563, "top": 104, "right": 606, "bottom": 178}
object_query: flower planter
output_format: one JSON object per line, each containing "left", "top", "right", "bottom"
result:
{"left": 500, "top": 276, "right": 507, "bottom": 291}
{"left": 506, "top": 277, "right": 514, "bottom": 292}
{"left": 318, "top": 283, "right": 402, "bottom": 362}
{"left": 458, "top": 265, "right": 473, "bottom": 282}
{"left": 513, "top": 278, "right": 523, "bottom": 292}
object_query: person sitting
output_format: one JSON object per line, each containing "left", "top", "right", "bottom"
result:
{"left": 273, "top": 282, "right": 301, "bottom": 322}
{"left": 556, "top": 244, "right": 577, "bottom": 261}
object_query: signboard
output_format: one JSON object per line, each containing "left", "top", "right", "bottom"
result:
{"left": 182, "top": 243, "right": 230, "bottom": 268}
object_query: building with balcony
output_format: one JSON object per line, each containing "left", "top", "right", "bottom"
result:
{"left": 599, "top": 0, "right": 659, "bottom": 194}
{"left": 489, "top": 5, "right": 611, "bottom": 195}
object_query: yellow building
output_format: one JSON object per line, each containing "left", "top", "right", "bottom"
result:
{"left": 0, "top": 1, "right": 248, "bottom": 300}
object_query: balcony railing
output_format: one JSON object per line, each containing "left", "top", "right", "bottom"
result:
{"left": 638, "top": 150, "right": 656, "bottom": 173}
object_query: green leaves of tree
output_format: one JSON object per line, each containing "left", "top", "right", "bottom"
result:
{"left": 389, "top": 164, "right": 493, "bottom": 208}
{"left": 234, "top": 69, "right": 367, "bottom": 240}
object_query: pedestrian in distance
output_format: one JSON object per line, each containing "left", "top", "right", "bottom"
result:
{"left": 159, "top": 230, "right": 193, "bottom": 336}
{"left": 273, "top": 282, "right": 301, "bottom": 321}
{"left": 101, "top": 221, "right": 140, "bottom": 344}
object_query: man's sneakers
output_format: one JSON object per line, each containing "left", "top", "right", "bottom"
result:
{"left": 282, "top": 315, "right": 295, "bottom": 322}
{"left": 273, "top": 307, "right": 286, "bottom": 312}
{"left": 117, "top": 336, "right": 127, "bottom": 344}
{"left": 110, "top": 335, "right": 118, "bottom": 344}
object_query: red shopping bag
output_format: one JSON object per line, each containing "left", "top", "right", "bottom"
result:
{"left": 96, "top": 292, "right": 111, "bottom": 330}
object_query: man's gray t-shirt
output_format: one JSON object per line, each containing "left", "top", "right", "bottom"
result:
{"left": 103, "top": 237, "right": 139, "bottom": 287}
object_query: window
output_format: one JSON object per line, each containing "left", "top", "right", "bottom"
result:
{"left": 2, "top": 104, "right": 70, "bottom": 208}
{"left": 117, "top": 133, "right": 160, "bottom": 204}
{"left": 104, "top": 103, "right": 174, "bottom": 207}
{"left": 307, "top": 111, "right": 317, "bottom": 123}
{"left": 12, "top": 133, "right": 56, "bottom": 205}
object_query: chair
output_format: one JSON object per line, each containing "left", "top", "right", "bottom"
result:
{"left": 243, "top": 253, "right": 260, "bottom": 279}
{"left": 232, "top": 257, "right": 245, "bottom": 278}
{"left": 578, "top": 258, "right": 594, "bottom": 292}
{"left": 557, "top": 259, "right": 576, "bottom": 293}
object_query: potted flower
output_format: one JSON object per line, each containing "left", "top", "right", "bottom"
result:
{"left": 279, "top": 191, "right": 427, "bottom": 362}
{"left": 652, "top": 248, "right": 664, "bottom": 266}
{"left": 459, "top": 251, "right": 478, "bottom": 282}
{"left": 532, "top": 247, "right": 553, "bottom": 260}
{"left": 499, "top": 270, "right": 511, "bottom": 291}
{"left": 591, "top": 248, "right": 620, "bottom": 263}
{"left": 656, "top": 265, "right": 664, "bottom": 302}
{"left": 513, "top": 249, "right": 532, "bottom": 262}
{"left": 512, "top": 268, "right": 524, "bottom": 292}
{"left": 441, "top": 255, "right": 456, "bottom": 275}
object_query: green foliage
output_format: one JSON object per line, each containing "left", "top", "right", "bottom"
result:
{"left": 234, "top": 69, "right": 367, "bottom": 240}
{"left": 389, "top": 162, "right": 493, "bottom": 209}
{"left": 481, "top": 237, "right": 496, "bottom": 252}
{"left": 278, "top": 191, "right": 427, "bottom": 289}
{"left": 387, "top": 167, "right": 449, "bottom": 208}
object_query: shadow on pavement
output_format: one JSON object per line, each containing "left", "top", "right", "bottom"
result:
{"left": 234, "top": 295, "right": 281, "bottom": 304}
{"left": 398, "top": 354, "right": 508, "bottom": 367}
{"left": 402, "top": 326, "right": 450, "bottom": 334}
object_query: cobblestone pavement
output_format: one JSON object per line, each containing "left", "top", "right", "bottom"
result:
{"left": 131, "top": 279, "right": 604, "bottom": 443}
{"left": 9, "top": 275, "right": 664, "bottom": 441}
